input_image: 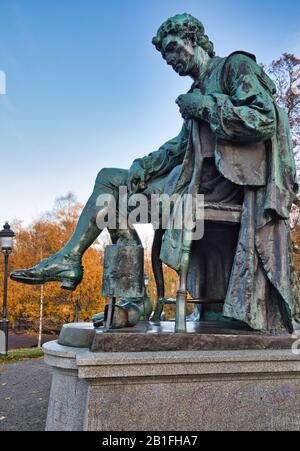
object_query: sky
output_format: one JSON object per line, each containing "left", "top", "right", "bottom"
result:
{"left": 0, "top": 0, "right": 300, "bottom": 226}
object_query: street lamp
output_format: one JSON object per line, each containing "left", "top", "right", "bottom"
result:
{"left": 0, "top": 222, "right": 15, "bottom": 356}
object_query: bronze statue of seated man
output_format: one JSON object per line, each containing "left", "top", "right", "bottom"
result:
{"left": 11, "top": 13, "right": 299, "bottom": 334}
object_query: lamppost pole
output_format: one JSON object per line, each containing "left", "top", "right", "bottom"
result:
{"left": 0, "top": 222, "right": 15, "bottom": 356}
{"left": 2, "top": 251, "right": 9, "bottom": 320}
{"left": 1, "top": 252, "right": 9, "bottom": 355}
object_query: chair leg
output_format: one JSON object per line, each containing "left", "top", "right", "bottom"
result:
{"left": 151, "top": 229, "right": 191, "bottom": 332}
{"left": 175, "top": 245, "right": 191, "bottom": 333}
{"left": 151, "top": 229, "right": 165, "bottom": 323}
{"left": 175, "top": 289, "right": 187, "bottom": 333}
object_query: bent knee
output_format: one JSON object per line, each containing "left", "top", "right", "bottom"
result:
{"left": 95, "top": 168, "right": 111, "bottom": 184}
{"left": 95, "top": 167, "right": 128, "bottom": 188}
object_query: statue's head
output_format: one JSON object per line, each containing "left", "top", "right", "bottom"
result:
{"left": 152, "top": 13, "right": 215, "bottom": 77}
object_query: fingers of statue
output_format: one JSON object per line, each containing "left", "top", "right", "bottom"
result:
{"left": 176, "top": 94, "right": 192, "bottom": 119}
{"left": 128, "top": 174, "right": 138, "bottom": 194}
{"left": 127, "top": 177, "right": 133, "bottom": 193}
{"left": 131, "top": 179, "right": 147, "bottom": 194}
{"left": 176, "top": 91, "right": 203, "bottom": 119}
{"left": 175, "top": 95, "right": 185, "bottom": 106}
{"left": 130, "top": 181, "right": 138, "bottom": 194}
{"left": 127, "top": 165, "right": 146, "bottom": 193}
{"left": 135, "top": 170, "right": 147, "bottom": 192}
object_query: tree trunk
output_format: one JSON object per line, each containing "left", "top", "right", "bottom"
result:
{"left": 38, "top": 285, "right": 44, "bottom": 348}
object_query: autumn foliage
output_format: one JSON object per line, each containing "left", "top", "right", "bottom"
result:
{"left": 0, "top": 195, "right": 107, "bottom": 332}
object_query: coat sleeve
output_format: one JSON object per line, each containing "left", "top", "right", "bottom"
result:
{"left": 198, "top": 54, "right": 276, "bottom": 143}
{"left": 132, "top": 122, "right": 189, "bottom": 181}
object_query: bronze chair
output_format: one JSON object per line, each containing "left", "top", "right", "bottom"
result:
{"left": 152, "top": 118, "right": 242, "bottom": 333}
{"left": 151, "top": 201, "right": 242, "bottom": 333}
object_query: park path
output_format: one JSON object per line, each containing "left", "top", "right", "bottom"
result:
{"left": 0, "top": 359, "right": 52, "bottom": 431}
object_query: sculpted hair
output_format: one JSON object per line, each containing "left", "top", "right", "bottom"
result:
{"left": 152, "top": 13, "right": 215, "bottom": 57}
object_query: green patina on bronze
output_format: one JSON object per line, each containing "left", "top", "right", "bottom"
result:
{"left": 11, "top": 13, "right": 299, "bottom": 335}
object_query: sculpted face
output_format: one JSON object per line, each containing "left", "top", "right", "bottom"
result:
{"left": 160, "top": 35, "right": 196, "bottom": 77}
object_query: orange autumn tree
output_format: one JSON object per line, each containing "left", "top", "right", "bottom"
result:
{"left": 0, "top": 193, "right": 107, "bottom": 333}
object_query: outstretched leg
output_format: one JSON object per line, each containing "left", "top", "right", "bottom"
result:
{"left": 64, "top": 168, "right": 141, "bottom": 256}
{"left": 11, "top": 168, "right": 141, "bottom": 290}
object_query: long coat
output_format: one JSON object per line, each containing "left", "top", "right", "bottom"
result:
{"left": 134, "top": 52, "right": 299, "bottom": 333}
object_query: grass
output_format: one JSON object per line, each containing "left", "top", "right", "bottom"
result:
{"left": 0, "top": 348, "right": 44, "bottom": 364}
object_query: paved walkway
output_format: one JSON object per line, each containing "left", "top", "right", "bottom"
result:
{"left": 0, "top": 359, "right": 52, "bottom": 431}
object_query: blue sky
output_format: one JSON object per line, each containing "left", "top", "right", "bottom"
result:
{"left": 0, "top": 0, "right": 300, "bottom": 225}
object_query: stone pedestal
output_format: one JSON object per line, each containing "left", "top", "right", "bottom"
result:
{"left": 58, "top": 321, "right": 297, "bottom": 352}
{"left": 43, "top": 340, "right": 300, "bottom": 431}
